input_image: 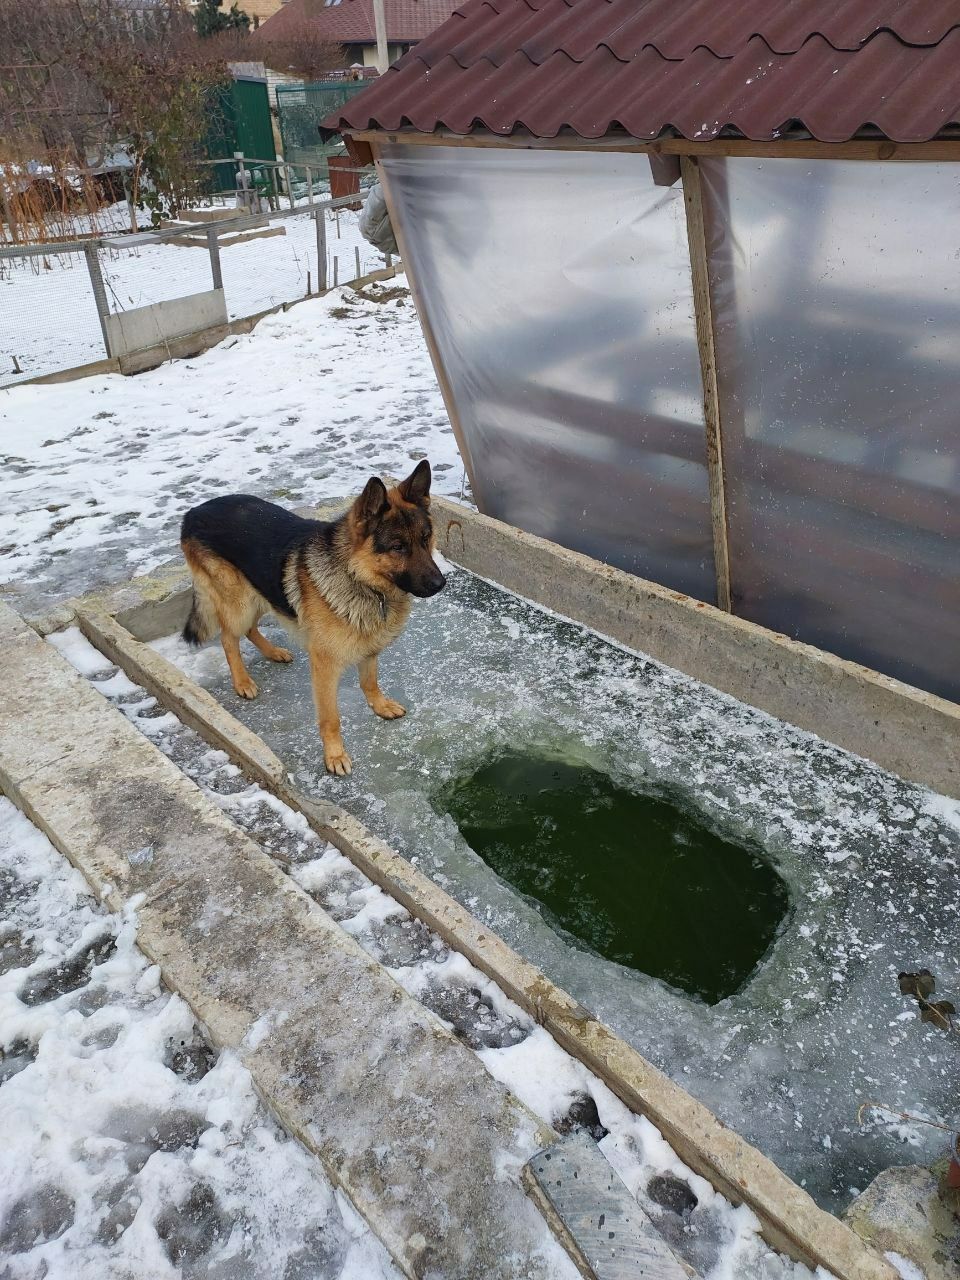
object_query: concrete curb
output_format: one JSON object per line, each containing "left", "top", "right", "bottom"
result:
{"left": 0, "top": 602, "right": 560, "bottom": 1280}
{"left": 75, "top": 604, "right": 897, "bottom": 1280}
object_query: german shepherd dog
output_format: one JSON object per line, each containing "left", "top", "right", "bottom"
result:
{"left": 179, "top": 460, "right": 445, "bottom": 776}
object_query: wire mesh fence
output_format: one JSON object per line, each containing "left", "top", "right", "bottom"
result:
{"left": 276, "top": 81, "right": 372, "bottom": 173}
{"left": 1, "top": 180, "right": 393, "bottom": 387}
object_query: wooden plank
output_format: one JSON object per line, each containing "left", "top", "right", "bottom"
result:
{"left": 371, "top": 140, "right": 480, "bottom": 502}
{"left": 523, "top": 1134, "right": 696, "bottom": 1280}
{"left": 680, "top": 155, "right": 732, "bottom": 613}
{"left": 348, "top": 129, "right": 960, "bottom": 162}
{"left": 659, "top": 138, "right": 960, "bottom": 161}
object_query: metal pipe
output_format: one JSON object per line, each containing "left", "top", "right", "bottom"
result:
{"left": 206, "top": 225, "right": 223, "bottom": 292}
{"left": 0, "top": 193, "right": 370, "bottom": 263}
{"left": 372, "top": 0, "right": 389, "bottom": 74}
{"left": 315, "top": 208, "right": 328, "bottom": 292}
{"left": 84, "top": 243, "right": 113, "bottom": 358}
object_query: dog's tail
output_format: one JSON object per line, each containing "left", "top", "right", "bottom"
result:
{"left": 181, "top": 588, "right": 217, "bottom": 647}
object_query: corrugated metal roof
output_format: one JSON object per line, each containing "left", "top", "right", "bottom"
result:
{"left": 320, "top": 0, "right": 960, "bottom": 143}
{"left": 253, "top": 0, "right": 458, "bottom": 46}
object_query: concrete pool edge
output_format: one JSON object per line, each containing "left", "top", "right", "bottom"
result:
{"left": 71, "top": 606, "right": 897, "bottom": 1280}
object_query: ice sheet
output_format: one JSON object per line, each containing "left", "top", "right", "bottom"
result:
{"left": 155, "top": 565, "right": 960, "bottom": 1212}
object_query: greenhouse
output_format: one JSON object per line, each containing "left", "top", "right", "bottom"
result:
{"left": 322, "top": 0, "right": 960, "bottom": 705}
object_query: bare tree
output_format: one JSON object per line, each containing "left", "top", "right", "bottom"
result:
{"left": 0, "top": 0, "right": 234, "bottom": 238}
{"left": 253, "top": 22, "right": 344, "bottom": 81}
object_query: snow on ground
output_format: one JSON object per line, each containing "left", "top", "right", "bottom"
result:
{"left": 0, "top": 794, "right": 401, "bottom": 1280}
{"left": 0, "top": 274, "right": 462, "bottom": 618}
{"left": 1, "top": 204, "right": 386, "bottom": 385}
{"left": 42, "top": 624, "right": 835, "bottom": 1280}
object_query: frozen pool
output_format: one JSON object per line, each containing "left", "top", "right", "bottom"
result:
{"left": 156, "top": 564, "right": 960, "bottom": 1213}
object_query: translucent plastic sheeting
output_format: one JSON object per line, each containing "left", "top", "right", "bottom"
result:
{"left": 702, "top": 158, "right": 960, "bottom": 703}
{"left": 379, "top": 145, "right": 716, "bottom": 602}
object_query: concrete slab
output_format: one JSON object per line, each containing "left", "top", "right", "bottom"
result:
{"left": 105, "top": 289, "right": 228, "bottom": 358}
{"left": 73, "top": 604, "right": 898, "bottom": 1280}
{"left": 0, "top": 603, "right": 563, "bottom": 1280}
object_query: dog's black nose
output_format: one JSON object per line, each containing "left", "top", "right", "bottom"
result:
{"left": 419, "top": 571, "right": 446, "bottom": 598}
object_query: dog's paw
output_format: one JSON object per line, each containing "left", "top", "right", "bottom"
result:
{"left": 372, "top": 697, "right": 406, "bottom": 720}
{"left": 267, "top": 646, "right": 294, "bottom": 663}
{"left": 233, "top": 675, "right": 259, "bottom": 699}
{"left": 324, "top": 747, "right": 353, "bottom": 776}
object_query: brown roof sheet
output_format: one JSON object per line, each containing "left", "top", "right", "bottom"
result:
{"left": 253, "top": 0, "right": 458, "bottom": 45}
{"left": 320, "top": 0, "right": 960, "bottom": 143}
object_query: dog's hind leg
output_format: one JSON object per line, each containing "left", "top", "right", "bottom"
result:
{"left": 358, "top": 655, "right": 405, "bottom": 720}
{"left": 195, "top": 556, "right": 262, "bottom": 700}
{"left": 221, "top": 629, "right": 258, "bottom": 699}
{"left": 246, "top": 624, "right": 293, "bottom": 664}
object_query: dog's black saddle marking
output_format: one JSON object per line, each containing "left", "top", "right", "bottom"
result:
{"left": 181, "top": 494, "right": 323, "bottom": 619}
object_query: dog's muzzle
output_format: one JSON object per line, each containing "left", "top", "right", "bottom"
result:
{"left": 413, "top": 569, "right": 446, "bottom": 598}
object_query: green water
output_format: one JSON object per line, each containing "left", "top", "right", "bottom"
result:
{"left": 437, "top": 752, "right": 790, "bottom": 1005}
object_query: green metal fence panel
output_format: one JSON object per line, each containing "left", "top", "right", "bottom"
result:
{"left": 277, "top": 81, "right": 370, "bottom": 173}
{"left": 205, "top": 79, "right": 277, "bottom": 192}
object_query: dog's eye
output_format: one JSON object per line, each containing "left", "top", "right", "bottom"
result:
{"left": 389, "top": 542, "right": 405, "bottom": 553}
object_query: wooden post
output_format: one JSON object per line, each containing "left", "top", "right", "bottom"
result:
{"left": 681, "top": 154, "right": 733, "bottom": 613}
{"left": 306, "top": 166, "right": 314, "bottom": 205}
{"left": 333, "top": 256, "right": 338, "bottom": 288}
{"left": 354, "top": 245, "right": 361, "bottom": 280}
{"left": 0, "top": 172, "right": 21, "bottom": 244}
{"left": 372, "top": 144, "right": 482, "bottom": 505}
{"left": 315, "top": 208, "right": 327, "bottom": 291}
{"left": 283, "top": 162, "right": 295, "bottom": 209}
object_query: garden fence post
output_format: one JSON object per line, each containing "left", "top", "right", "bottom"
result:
{"left": 206, "top": 226, "right": 223, "bottom": 292}
{"left": 84, "top": 243, "right": 113, "bottom": 358}
{"left": 315, "top": 208, "right": 328, "bottom": 292}
{"left": 306, "top": 167, "right": 314, "bottom": 205}
{"left": 235, "top": 152, "right": 248, "bottom": 211}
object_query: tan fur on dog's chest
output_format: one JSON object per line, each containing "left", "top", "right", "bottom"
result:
{"left": 294, "top": 566, "right": 411, "bottom": 664}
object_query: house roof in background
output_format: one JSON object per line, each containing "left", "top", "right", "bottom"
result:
{"left": 252, "top": 0, "right": 459, "bottom": 45}
{"left": 319, "top": 0, "right": 960, "bottom": 143}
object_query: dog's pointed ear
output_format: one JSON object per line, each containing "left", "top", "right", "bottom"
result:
{"left": 355, "top": 476, "right": 389, "bottom": 525}
{"left": 398, "top": 459, "right": 432, "bottom": 506}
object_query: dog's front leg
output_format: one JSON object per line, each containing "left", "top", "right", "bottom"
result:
{"left": 309, "top": 648, "right": 351, "bottom": 775}
{"left": 358, "top": 655, "right": 406, "bottom": 720}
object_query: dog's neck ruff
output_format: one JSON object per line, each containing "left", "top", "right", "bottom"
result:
{"left": 291, "top": 541, "right": 392, "bottom": 633}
